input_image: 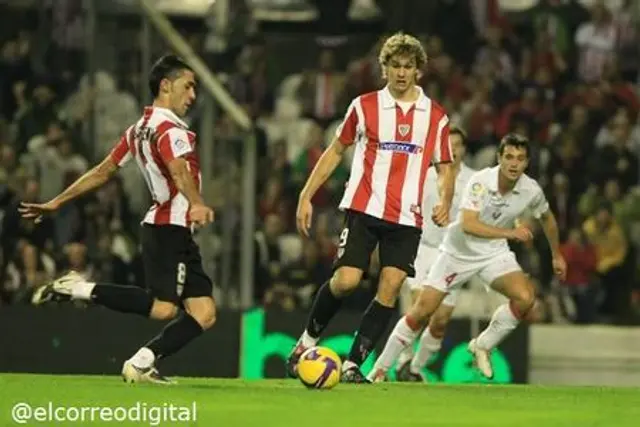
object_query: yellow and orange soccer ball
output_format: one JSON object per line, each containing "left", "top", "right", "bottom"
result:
{"left": 296, "top": 347, "right": 342, "bottom": 390}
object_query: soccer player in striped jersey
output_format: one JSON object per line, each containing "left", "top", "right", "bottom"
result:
{"left": 21, "top": 55, "right": 216, "bottom": 384}
{"left": 286, "top": 32, "right": 457, "bottom": 383}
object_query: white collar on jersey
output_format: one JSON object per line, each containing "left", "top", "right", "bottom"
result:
{"left": 380, "top": 85, "right": 428, "bottom": 111}
{"left": 487, "top": 165, "right": 526, "bottom": 195}
{"left": 145, "top": 106, "right": 189, "bottom": 129}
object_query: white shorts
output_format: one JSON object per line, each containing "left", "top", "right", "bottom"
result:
{"left": 405, "top": 243, "right": 459, "bottom": 306}
{"left": 426, "top": 251, "right": 522, "bottom": 295}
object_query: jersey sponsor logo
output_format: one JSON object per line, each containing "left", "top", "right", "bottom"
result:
{"left": 378, "top": 141, "right": 423, "bottom": 154}
{"left": 398, "top": 124, "right": 411, "bottom": 137}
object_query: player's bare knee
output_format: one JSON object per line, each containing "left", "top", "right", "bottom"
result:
{"left": 510, "top": 287, "right": 536, "bottom": 319}
{"left": 150, "top": 300, "right": 178, "bottom": 320}
{"left": 375, "top": 267, "right": 407, "bottom": 305}
{"left": 330, "top": 268, "right": 362, "bottom": 296}
{"left": 185, "top": 297, "right": 217, "bottom": 330}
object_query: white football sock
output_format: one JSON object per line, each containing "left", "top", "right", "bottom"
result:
{"left": 300, "top": 330, "right": 318, "bottom": 348}
{"left": 373, "top": 316, "right": 420, "bottom": 372}
{"left": 128, "top": 347, "right": 155, "bottom": 369}
{"left": 397, "top": 344, "right": 415, "bottom": 368}
{"left": 410, "top": 327, "right": 442, "bottom": 373}
{"left": 475, "top": 303, "right": 520, "bottom": 350}
{"left": 73, "top": 281, "right": 96, "bottom": 300}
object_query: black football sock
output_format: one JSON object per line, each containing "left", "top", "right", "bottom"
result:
{"left": 305, "top": 280, "right": 343, "bottom": 339}
{"left": 91, "top": 284, "right": 153, "bottom": 317}
{"left": 145, "top": 311, "right": 204, "bottom": 360}
{"left": 347, "top": 299, "right": 394, "bottom": 366}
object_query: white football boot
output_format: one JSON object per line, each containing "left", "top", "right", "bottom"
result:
{"left": 468, "top": 339, "right": 494, "bottom": 379}
{"left": 31, "top": 271, "right": 86, "bottom": 305}
{"left": 122, "top": 360, "right": 175, "bottom": 385}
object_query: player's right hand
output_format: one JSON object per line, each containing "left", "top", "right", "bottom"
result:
{"left": 508, "top": 224, "right": 533, "bottom": 243}
{"left": 296, "top": 198, "right": 313, "bottom": 238}
{"left": 189, "top": 203, "right": 214, "bottom": 227}
{"left": 18, "top": 200, "right": 59, "bottom": 224}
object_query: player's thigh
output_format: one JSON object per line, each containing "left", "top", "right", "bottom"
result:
{"left": 405, "top": 244, "right": 440, "bottom": 290}
{"left": 140, "top": 224, "right": 186, "bottom": 304}
{"left": 425, "top": 252, "right": 477, "bottom": 294}
{"left": 479, "top": 252, "right": 529, "bottom": 299}
{"left": 181, "top": 236, "right": 214, "bottom": 301}
{"left": 333, "top": 210, "right": 379, "bottom": 277}
{"left": 378, "top": 222, "right": 421, "bottom": 279}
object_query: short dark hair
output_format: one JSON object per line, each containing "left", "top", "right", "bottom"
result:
{"left": 148, "top": 54, "right": 193, "bottom": 97}
{"left": 498, "top": 133, "right": 530, "bottom": 157}
{"left": 449, "top": 126, "right": 467, "bottom": 145}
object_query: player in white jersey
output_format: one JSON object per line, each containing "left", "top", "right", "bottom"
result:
{"left": 392, "top": 126, "right": 476, "bottom": 382}
{"left": 21, "top": 55, "right": 216, "bottom": 384}
{"left": 369, "top": 133, "right": 567, "bottom": 380}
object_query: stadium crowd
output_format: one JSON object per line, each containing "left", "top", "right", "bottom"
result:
{"left": 1, "top": 0, "right": 639, "bottom": 325}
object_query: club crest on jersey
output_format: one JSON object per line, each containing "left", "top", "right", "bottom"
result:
{"left": 398, "top": 124, "right": 411, "bottom": 137}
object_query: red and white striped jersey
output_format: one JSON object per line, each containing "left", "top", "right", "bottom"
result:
{"left": 109, "top": 106, "right": 201, "bottom": 228}
{"left": 335, "top": 86, "right": 452, "bottom": 229}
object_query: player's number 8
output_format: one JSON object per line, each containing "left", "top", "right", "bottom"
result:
{"left": 338, "top": 228, "right": 349, "bottom": 248}
{"left": 177, "top": 262, "right": 187, "bottom": 285}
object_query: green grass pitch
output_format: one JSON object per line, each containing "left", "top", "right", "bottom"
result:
{"left": 0, "top": 374, "right": 638, "bottom": 426}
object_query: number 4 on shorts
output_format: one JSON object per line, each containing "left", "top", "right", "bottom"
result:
{"left": 444, "top": 273, "right": 457, "bottom": 287}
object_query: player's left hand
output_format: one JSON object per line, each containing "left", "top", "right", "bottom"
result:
{"left": 552, "top": 254, "right": 567, "bottom": 282}
{"left": 18, "top": 200, "right": 59, "bottom": 224}
{"left": 431, "top": 202, "right": 449, "bottom": 227}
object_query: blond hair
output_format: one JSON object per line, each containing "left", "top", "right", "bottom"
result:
{"left": 378, "top": 32, "right": 428, "bottom": 70}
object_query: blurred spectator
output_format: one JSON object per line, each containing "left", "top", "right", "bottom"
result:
{"left": 583, "top": 202, "right": 628, "bottom": 319}
{"left": 297, "top": 49, "right": 346, "bottom": 127}
{"left": 575, "top": 0, "right": 617, "bottom": 84}
{"left": 15, "top": 80, "right": 59, "bottom": 155}
{"left": 60, "top": 242, "right": 94, "bottom": 280}
{"left": 590, "top": 114, "right": 639, "bottom": 191}
{"left": 273, "top": 239, "right": 331, "bottom": 310}
{"left": 559, "top": 227, "right": 599, "bottom": 323}
{"left": 614, "top": 0, "right": 640, "bottom": 82}
{"left": 2, "top": 241, "right": 55, "bottom": 304}
{"left": 254, "top": 213, "right": 283, "bottom": 304}
{"left": 291, "top": 121, "right": 348, "bottom": 210}
{"left": 473, "top": 26, "right": 516, "bottom": 88}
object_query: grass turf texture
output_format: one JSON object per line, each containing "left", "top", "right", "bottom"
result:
{"left": 0, "top": 374, "right": 638, "bottom": 427}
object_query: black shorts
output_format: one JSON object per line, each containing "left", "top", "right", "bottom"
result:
{"left": 334, "top": 210, "right": 421, "bottom": 277}
{"left": 140, "top": 224, "right": 213, "bottom": 303}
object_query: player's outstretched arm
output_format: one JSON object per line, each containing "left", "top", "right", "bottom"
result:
{"left": 296, "top": 138, "right": 347, "bottom": 236}
{"left": 538, "top": 209, "right": 567, "bottom": 280}
{"left": 461, "top": 209, "right": 532, "bottom": 242}
{"left": 19, "top": 156, "right": 118, "bottom": 223}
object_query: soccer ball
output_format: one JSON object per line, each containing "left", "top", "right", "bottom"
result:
{"left": 297, "top": 346, "right": 342, "bottom": 389}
